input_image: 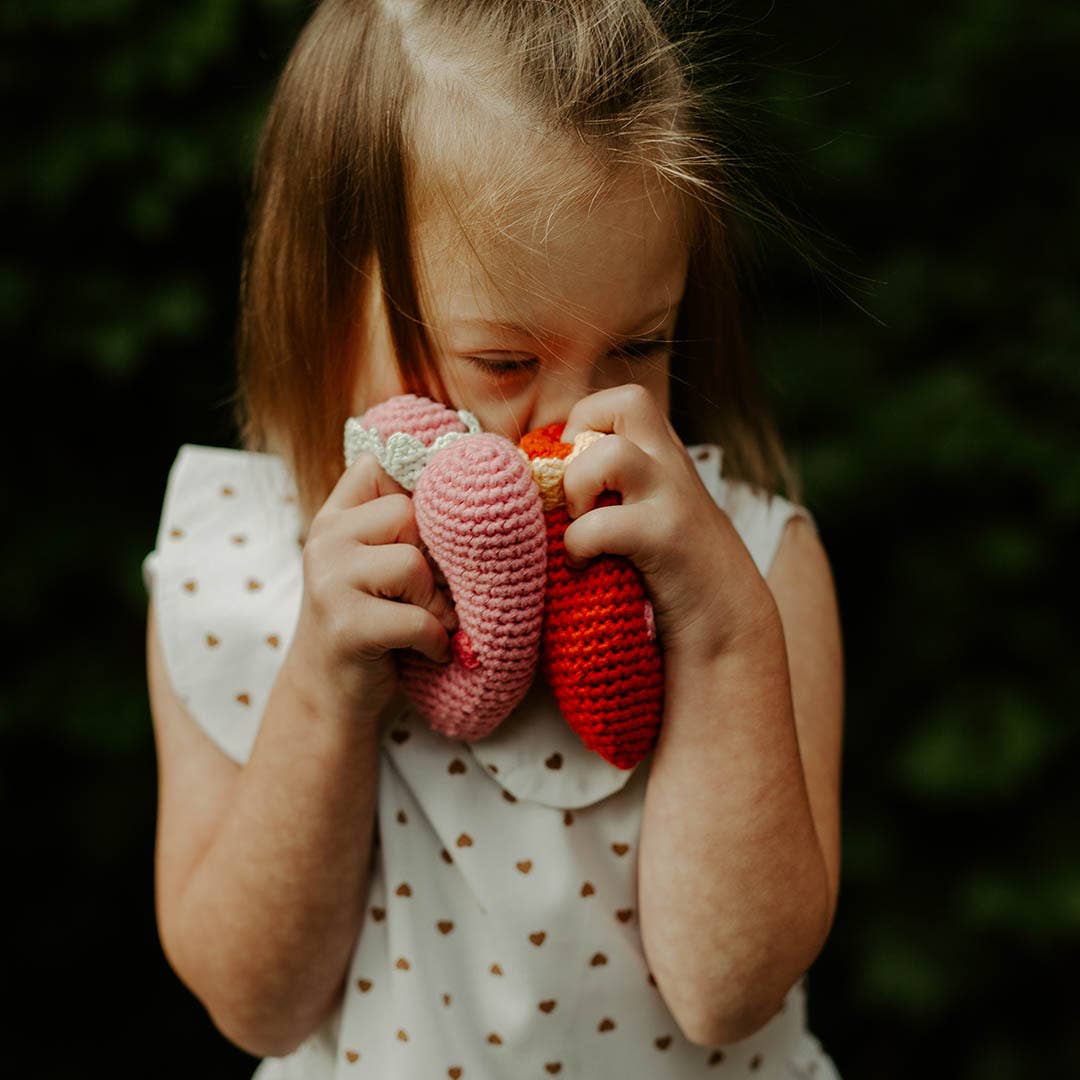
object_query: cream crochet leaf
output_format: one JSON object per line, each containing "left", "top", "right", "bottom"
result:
{"left": 343, "top": 409, "right": 483, "bottom": 491}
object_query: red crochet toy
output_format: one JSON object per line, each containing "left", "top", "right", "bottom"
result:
{"left": 519, "top": 423, "right": 664, "bottom": 769}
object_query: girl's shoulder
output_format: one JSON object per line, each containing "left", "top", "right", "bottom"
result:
{"left": 142, "top": 444, "right": 303, "bottom": 765}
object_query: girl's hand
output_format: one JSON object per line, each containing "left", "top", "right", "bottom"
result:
{"left": 561, "top": 383, "right": 778, "bottom": 662}
{"left": 286, "top": 453, "right": 459, "bottom": 729}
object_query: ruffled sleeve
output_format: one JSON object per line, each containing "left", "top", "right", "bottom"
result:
{"left": 712, "top": 461, "right": 818, "bottom": 579}
{"left": 142, "top": 444, "right": 304, "bottom": 765}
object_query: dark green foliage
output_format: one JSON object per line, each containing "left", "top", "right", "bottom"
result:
{"left": 3, "top": 1, "right": 1076, "bottom": 1076}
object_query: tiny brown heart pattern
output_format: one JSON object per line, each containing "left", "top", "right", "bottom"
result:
{"left": 246, "top": 577, "right": 262, "bottom": 591}
{"left": 616, "top": 908, "right": 634, "bottom": 922}
{"left": 581, "top": 882, "right": 596, "bottom": 896}
{"left": 395, "top": 882, "right": 412, "bottom": 897}
{"left": 395, "top": 957, "right": 410, "bottom": 970}
{"left": 356, "top": 979, "right": 372, "bottom": 993}
{"left": 205, "top": 634, "right": 219, "bottom": 648}
{"left": 598, "top": 1018, "right": 616, "bottom": 1032}
{"left": 448, "top": 758, "right": 467, "bottom": 774}
{"left": 545, "top": 752, "right": 563, "bottom": 770}
{"left": 529, "top": 931, "right": 546, "bottom": 946}
{"left": 437, "top": 920, "right": 454, "bottom": 934}
{"left": 456, "top": 832, "right": 473, "bottom": 847}
{"left": 611, "top": 842, "right": 629, "bottom": 856}
{"left": 235, "top": 692, "right": 250, "bottom": 706}
{"left": 589, "top": 952, "right": 607, "bottom": 966}
{"left": 265, "top": 634, "right": 280, "bottom": 648}
{"left": 655, "top": 1035, "right": 672, "bottom": 1049}
{"left": 489, "top": 963, "right": 504, "bottom": 976}
{"left": 390, "top": 729, "right": 410, "bottom": 744}
{"left": 516, "top": 860, "right": 532, "bottom": 874}
{"left": 396, "top": 1029, "right": 408, "bottom": 1042}
{"left": 182, "top": 579, "right": 197, "bottom": 593}
{"left": 538, "top": 999, "right": 556, "bottom": 1013}
{"left": 230, "top": 533, "right": 247, "bottom": 545}
{"left": 370, "top": 906, "right": 385, "bottom": 921}
{"left": 396, "top": 810, "right": 408, "bottom": 824}
{"left": 708, "top": 1050, "right": 725, "bottom": 1065}
{"left": 487, "top": 1033, "right": 502, "bottom": 1045}
{"left": 169, "top": 527, "right": 184, "bottom": 539}
{"left": 448, "top": 1068, "right": 462, "bottom": 1079}
{"left": 442, "top": 993, "right": 452, "bottom": 1006}
{"left": 220, "top": 485, "right": 235, "bottom": 497}
{"left": 545, "top": 1064, "right": 562, "bottom": 1075}
{"left": 344, "top": 1050, "right": 359, "bottom": 1063}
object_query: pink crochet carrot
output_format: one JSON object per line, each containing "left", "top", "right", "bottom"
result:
{"left": 345, "top": 395, "right": 547, "bottom": 740}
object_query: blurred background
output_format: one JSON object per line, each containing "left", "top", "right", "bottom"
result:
{"left": 4, "top": 0, "right": 1078, "bottom": 1076}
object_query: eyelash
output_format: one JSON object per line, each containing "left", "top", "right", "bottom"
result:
{"left": 466, "top": 340, "right": 672, "bottom": 378}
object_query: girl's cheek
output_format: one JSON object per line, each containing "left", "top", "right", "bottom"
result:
{"left": 446, "top": 376, "right": 540, "bottom": 439}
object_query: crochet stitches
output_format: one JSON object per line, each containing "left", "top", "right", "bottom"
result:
{"left": 519, "top": 424, "right": 664, "bottom": 769}
{"left": 343, "top": 395, "right": 664, "bottom": 767}
{"left": 346, "top": 395, "right": 547, "bottom": 741}
{"left": 344, "top": 400, "right": 483, "bottom": 489}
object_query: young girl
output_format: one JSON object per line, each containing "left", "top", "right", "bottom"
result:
{"left": 143, "top": 2, "right": 844, "bottom": 1077}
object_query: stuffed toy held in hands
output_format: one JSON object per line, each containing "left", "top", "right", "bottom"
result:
{"left": 344, "top": 394, "right": 664, "bottom": 769}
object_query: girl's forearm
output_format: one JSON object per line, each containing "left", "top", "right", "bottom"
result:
{"left": 168, "top": 655, "right": 384, "bottom": 1059}
{"left": 638, "top": 610, "right": 831, "bottom": 1048}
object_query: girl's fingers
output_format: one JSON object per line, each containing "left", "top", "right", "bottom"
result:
{"left": 560, "top": 383, "right": 671, "bottom": 457}
{"left": 344, "top": 492, "right": 421, "bottom": 548}
{"left": 351, "top": 542, "right": 459, "bottom": 634}
{"left": 562, "top": 503, "right": 641, "bottom": 565}
{"left": 323, "top": 451, "right": 410, "bottom": 514}
{"left": 562, "top": 433, "right": 656, "bottom": 520}
{"left": 359, "top": 595, "right": 452, "bottom": 664}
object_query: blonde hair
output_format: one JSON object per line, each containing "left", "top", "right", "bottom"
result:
{"left": 233, "top": 0, "right": 825, "bottom": 533}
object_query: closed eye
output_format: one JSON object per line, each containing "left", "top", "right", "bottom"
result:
{"left": 465, "top": 338, "right": 672, "bottom": 379}
{"left": 614, "top": 338, "right": 673, "bottom": 362}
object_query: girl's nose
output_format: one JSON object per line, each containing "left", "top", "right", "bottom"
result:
{"left": 527, "top": 359, "right": 599, "bottom": 431}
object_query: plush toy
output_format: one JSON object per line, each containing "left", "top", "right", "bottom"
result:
{"left": 519, "top": 423, "right": 664, "bottom": 769}
{"left": 344, "top": 394, "right": 664, "bottom": 768}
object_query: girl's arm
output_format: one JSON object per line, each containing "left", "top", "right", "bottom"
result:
{"left": 559, "top": 383, "right": 844, "bottom": 1049}
{"left": 637, "top": 516, "right": 843, "bottom": 1047}
{"left": 149, "top": 602, "right": 383, "bottom": 1059}
{"left": 149, "top": 454, "right": 456, "bottom": 1059}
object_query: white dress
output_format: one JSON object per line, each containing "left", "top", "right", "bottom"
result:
{"left": 142, "top": 441, "right": 842, "bottom": 1080}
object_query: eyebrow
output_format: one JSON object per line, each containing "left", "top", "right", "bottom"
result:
{"left": 449, "top": 300, "right": 684, "bottom": 341}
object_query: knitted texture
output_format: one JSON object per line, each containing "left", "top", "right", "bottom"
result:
{"left": 348, "top": 396, "right": 547, "bottom": 740}
{"left": 342, "top": 395, "right": 665, "bottom": 764}
{"left": 519, "top": 423, "right": 665, "bottom": 769}
{"left": 344, "top": 395, "right": 482, "bottom": 491}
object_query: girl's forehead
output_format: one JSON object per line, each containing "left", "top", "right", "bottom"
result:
{"left": 413, "top": 169, "right": 692, "bottom": 339}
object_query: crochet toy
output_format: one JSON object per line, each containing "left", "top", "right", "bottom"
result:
{"left": 344, "top": 394, "right": 664, "bottom": 769}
